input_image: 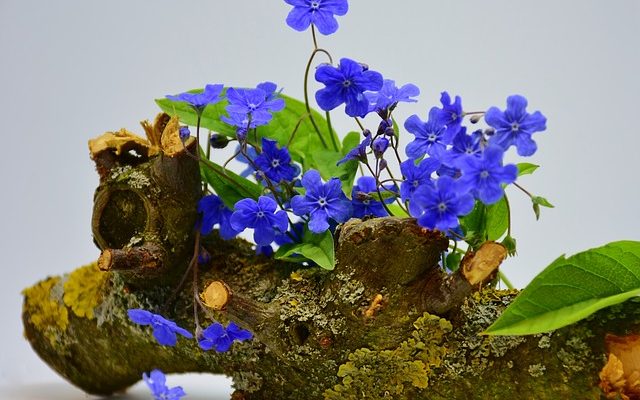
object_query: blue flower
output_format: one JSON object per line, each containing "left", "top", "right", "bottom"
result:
{"left": 437, "top": 91, "right": 464, "bottom": 140}
{"left": 337, "top": 132, "right": 371, "bottom": 165}
{"left": 399, "top": 157, "right": 440, "bottom": 204}
{"left": 440, "top": 128, "right": 483, "bottom": 167}
{"left": 365, "top": 79, "right": 420, "bottom": 113}
{"left": 410, "top": 176, "right": 475, "bottom": 233}
{"left": 143, "top": 369, "right": 186, "bottom": 400}
{"left": 405, "top": 107, "right": 449, "bottom": 159}
{"left": 230, "top": 196, "right": 289, "bottom": 246}
{"left": 254, "top": 138, "right": 299, "bottom": 183}
{"left": 284, "top": 0, "right": 349, "bottom": 35}
{"left": 166, "top": 84, "right": 224, "bottom": 113}
{"left": 198, "top": 195, "right": 241, "bottom": 240}
{"left": 459, "top": 145, "right": 518, "bottom": 204}
{"left": 485, "top": 95, "right": 547, "bottom": 156}
{"left": 351, "top": 176, "right": 389, "bottom": 218}
{"left": 223, "top": 85, "right": 285, "bottom": 127}
{"left": 315, "top": 58, "right": 383, "bottom": 117}
{"left": 199, "top": 321, "right": 253, "bottom": 352}
{"left": 127, "top": 309, "right": 193, "bottom": 347}
{"left": 291, "top": 170, "right": 352, "bottom": 233}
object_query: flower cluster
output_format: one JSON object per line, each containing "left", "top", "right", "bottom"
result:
{"left": 128, "top": 309, "right": 252, "bottom": 353}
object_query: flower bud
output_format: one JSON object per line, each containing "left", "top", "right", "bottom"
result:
{"left": 362, "top": 128, "right": 372, "bottom": 137}
{"left": 236, "top": 127, "right": 248, "bottom": 142}
{"left": 469, "top": 114, "right": 482, "bottom": 124}
{"left": 372, "top": 136, "right": 389, "bottom": 158}
{"left": 384, "top": 126, "right": 395, "bottom": 137}
{"left": 378, "top": 158, "right": 388, "bottom": 170}
{"left": 179, "top": 126, "right": 191, "bottom": 141}
{"left": 209, "top": 134, "right": 230, "bottom": 149}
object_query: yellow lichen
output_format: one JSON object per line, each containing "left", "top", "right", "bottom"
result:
{"left": 323, "top": 313, "right": 452, "bottom": 399}
{"left": 22, "top": 277, "right": 69, "bottom": 346}
{"left": 63, "top": 262, "right": 109, "bottom": 319}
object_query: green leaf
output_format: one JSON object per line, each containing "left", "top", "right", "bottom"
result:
{"left": 311, "top": 150, "right": 358, "bottom": 196}
{"left": 485, "top": 241, "right": 640, "bottom": 336}
{"left": 517, "top": 163, "right": 539, "bottom": 176}
{"left": 531, "top": 195, "right": 554, "bottom": 220}
{"left": 342, "top": 131, "right": 361, "bottom": 152}
{"left": 200, "top": 158, "right": 263, "bottom": 209}
{"left": 485, "top": 196, "right": 509, "bottom": 241}
{"left": 387, "top": 203, "right": 409, "bottom": 217}
{"left": 156, "top": 91, "right": 236, "bottom": 136}
{"left": 446, "top": 251, "right": 462, "bottom": 272}
{"left": 275, "top": 229, "right": 335, "bottom": 270}
{"left": 501, "top": 235, "right": 517, "bottom": 256}
{"left": 157, "top": 90, "right": 339, "bottom": 170}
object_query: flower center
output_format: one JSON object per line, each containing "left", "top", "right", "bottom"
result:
{"left": 451, "top": 113, "right": 458, "bottom": 121}
{"left": 363, "top": 199, "right": 370, "bottom": 205}
{"left": 310, "top": 1, "right": 320, "bottom": 9}
{"left": 256, "top": 211, "right": 265, "bottom": 218}
{"left": 318, "top": 197, "right": 328, "bottom": 207}
{"left": 511, "top": 122, "right": 520, "bottom": 132}
{"left": 413, "top": 180, "right": 420, "bottom": 187}
{"left": 248, "top": 103, "right": 257, "bottom": 111}
{"left": 271, "top": 159, "right": 280, "bottom": 168}
{"left": 437, "top": 202, "right": 447, "bottom": 212}
{"left": 465, "top": 147, "right": 474, "bottom": 154}
{"left": 480, "top": 170, "right": 489, "bottom": 179}
{"left": 342, "top": 80, "right": 352, "bottom": 88}
{"left": 427, "top": 133, "right": 437, "bottom": 142}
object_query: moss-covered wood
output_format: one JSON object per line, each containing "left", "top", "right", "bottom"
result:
{"left": 21, "top": 122, "right": 640, "bottom": 399}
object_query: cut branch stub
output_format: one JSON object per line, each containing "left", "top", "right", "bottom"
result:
{"left": 201, "top": 281, "right": 232, "bottom": 310}
{"left": 89, "top": 113, "right": 202, "bottom": 287}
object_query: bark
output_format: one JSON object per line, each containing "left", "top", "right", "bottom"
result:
{"left": 21, "top": 119, "right": 640, "bottom": 399}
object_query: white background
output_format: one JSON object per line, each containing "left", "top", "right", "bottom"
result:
{"left": 1, "top": 0, "right": 639, "bottom": 397}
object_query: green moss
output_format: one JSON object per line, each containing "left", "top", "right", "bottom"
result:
{"left": 22, "top": 277, "right": 69, "bottom": 347}
{"left": 323, "top": 313, "right": 452, "bottom": 399}
{"left": 63, "top": 262, "right": 109, "bottom": 319}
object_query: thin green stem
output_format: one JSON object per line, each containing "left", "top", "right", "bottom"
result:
{"left": 311, "top": 24, "right": 319, "bottom": 49}
{"left": 504, "top": 194, "right": 512, "bottom": 237}
{"left": 354, "top": 117, "right": 365, "bottom": 131}
{"left": 303, "top": 48, "right": 333, "bottom": 149}
{"left": 513, "top": 182, "right": 534, "bottom": 198}
{"left": 364, "top": 160, "right": 393, "bottom": 216}
{"left": 498, "top": 271, "right": 515, "bottom": 290}
{"left": 325, "top": 111, "right": 339, "bottom": 151}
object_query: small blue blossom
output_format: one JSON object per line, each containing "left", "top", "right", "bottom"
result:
{"left": 127, "top": 309, "right": 193, "bottom": 347}
{"left": 198, "top": 195, "right": 241, "bottom": 240}
{"left": 315, "top": 58, "right": 383, "bottom": 117}
{"left": 284, "top": 0, "right": 349, "bottom": 35}
{"left": 440, "top": 128, "right": 483, "bottom": 168}
{"left": 166, "top": 84, "right": 224, "bottom": 113}
{"left": 143, "top": 369, "right": 186, "bottom": 400}
{"left": 459, "top": 145, "right": 518, "bottom": 205}
{"left": 410, "top": 176, "right": 475, "bottom": 233}
{"left": 199, "top": 321, "right": 253, "bottom": 352}
{"left": 485, "top": 95, "right": 547, "bottom": 156}
{"left": 254, "top": 138, "right": 299, "bottom": 183}
{"left": 230, "top": 196, "right": 289, "bottom": 246}
{"left": 405, "top": 107, "right": 449, "bottom": 159}
{"left": 223, "top": 85, "right": 285, "bottom": 127}
{"left": 337, "top": 132, "right": 371, "bottom": 165}
{"left": 351, "top": 176, "right": 389, "bottom": 218}
{"left": 291, "top": 170, "right": 352, "bottom": 233}
{"left": 438, "top": 91, "right": 464, "bottom": 140}
{"left": 365, "top": 79, "right": 420, "bottom": 113}
{"left": 256, "top": 245, "right": 274, "bottom": 256}
{"left": 198, "top": 247, "right": 211, "bottom": 264}
{"left": 399, "top": 157, "right": 440, "bottom": 204}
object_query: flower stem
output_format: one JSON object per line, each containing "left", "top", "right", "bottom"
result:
{"left": 498, "top": 270, "right": 515, "bottom": 290}
{"left": 325, "top": 111, "right": 339, "bottom": 151}
{"left": 303, "top": 48, "right": 333, "bottom": 150}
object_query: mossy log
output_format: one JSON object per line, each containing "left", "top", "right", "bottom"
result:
{"left": 21, "top": 118, "right": 640, "bottom": 399}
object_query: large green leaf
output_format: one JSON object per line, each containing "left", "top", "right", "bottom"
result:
{"left": 485, "top": 241, "right": 640, "bottom": 335}
{"left": 200, "top": 158, "right": 263, "bottom": 209}
{"left": 485, "top": 196, "right": 509, "bottom": 241}
{"left": 156, "top": 90, "right": 340, "bottom": 170}
{"left": 275, "top": 229, "right": 335, "bottom": 270}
